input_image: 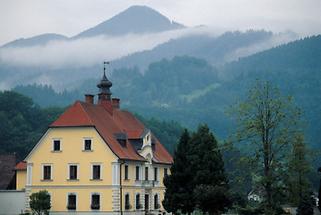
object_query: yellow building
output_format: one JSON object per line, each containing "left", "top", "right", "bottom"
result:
{"left": 16, "top": 71, "right": 172, "bottom": 214}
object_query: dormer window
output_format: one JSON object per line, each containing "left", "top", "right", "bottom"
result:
{"left": 84, "top": 139, "right": 92, "bottom": 151}
{"left": 53, "top": 139, "right": 61, "bottom": 152}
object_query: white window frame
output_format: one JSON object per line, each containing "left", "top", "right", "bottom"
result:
{"left": 135, "top": 165, "right": 140, "bottom": 181}
{"left": 124, "top": 192, "right": 130, "bottom": 210}
{"left": 154, "top": 193, "right": 160, "bottom": 210}
{"left": 83, "top": 137, "right": 93, "bottom": 151}
{"left": 52, "top": 138, "right": 62, "bottom": 152}
{"left": 41, "top": 163, "right": 53, "bottom": 180}
{"left": 154, "top": 167, "right": 158, "bottom": 182}
{"left": 124, "top": 164, "right": 129, "bottom": 180}
{"left": 91, "top": 163, "right": 102, "bottom": 180}
{"left": 67, "top": 163, "right": 79, "bottom": 180}
{"left": 66, "top": 192, "right": 77, "bottom": 210}
{"left": 135, "top": 192, "right": 141, "bottom": 210}
{"left": 90, "top": 192, "right": 101, "bottom": 210}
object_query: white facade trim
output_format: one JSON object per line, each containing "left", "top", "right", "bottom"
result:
{"left": 41, "top": 163, "right": 53, "bottom": 180}
{"left": 66, "top": 192, "right": 78, "bottom": 211}
{"left": 83, "top": 137, "right": 93, "bottom": 151}
{"left": 90, "top": 192, "right": 101, "bottom": 211}
{"left": 52, "top": 138, "right": 62, "bottom": 151}
{"left": 26, "top": 163, "right": 33, "bottom": 186}
{"left": 112, "top": 163, "right": 119, "bottom": 185}
{"left": 67, "top": 163, "right": 80, "bottom": 180}
{"left": 90, "top": 162, "right": 103, "bottom": 180}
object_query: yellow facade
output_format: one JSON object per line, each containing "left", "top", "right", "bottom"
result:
{"left": 23, "top": 126, "right": 171, "bottom": 214}
{"left": 16, "top": 170, "right": 26, "bottom": 190}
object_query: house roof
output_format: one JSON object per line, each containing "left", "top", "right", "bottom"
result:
{"left": 0, "top": 154, "right": 16, "bottom": 189}
{"left": 50, "top": 101, "right": 173, "bottom": 164}
{"left": 15, "top": 161, "right": 27, "bottom": 170}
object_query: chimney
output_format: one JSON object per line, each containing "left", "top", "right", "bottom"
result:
{"left": 112, "top": 98, "right": 120, "bottom": 109}
{"left": 85, "top": 94, "right": 94, "bottom": 104}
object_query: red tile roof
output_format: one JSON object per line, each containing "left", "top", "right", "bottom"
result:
{"left": 15, "top": 161, "right": 27, "bottom": 170}
{"left": 50, "top": 101, "right": 173, "bottom": 164}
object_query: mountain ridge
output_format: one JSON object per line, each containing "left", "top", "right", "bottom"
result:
{"left": 1, "top": 5, "right": 184, "bottom": 48}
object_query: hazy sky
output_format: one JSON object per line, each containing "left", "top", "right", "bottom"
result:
{"left": 1, "top": 0, "right": 320, "bottom": 45}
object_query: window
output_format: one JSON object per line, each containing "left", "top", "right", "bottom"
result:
{"left": 154, "top": 194, "right": 160, "bottom": 209}
{"left": 84, "top": 139, "right": 92, "bottom": 151}
{"left": 135, "top": 194, "right": 141, "bottom": 209}
{"left": 92, "top": 165, "right": 101, "bottom": 180}
{"left": 69, "top": 165, "right": 78, "bottom": 180}
{"left": 164, "top": 168, "right": 168, "bottom": 178}
{"left": 125, "top": 194, "right": 131, "bottom": 210}
{"left": 67, "top": 194, "right": 76, "bottom": 210}
{"left": 124, "top": 165, "right": 129, "bottom": 180}
{"left": 91, "top": 194, "right": 100, "bottom": 210}
{"left": 154, "top": 167, "right": 158, "bottom": 181}
{"left": 43, "top": 165, "right": 51, "bottom": 180}
{"left": 135, "top": 166, "right": 140, "bottom": 180}
{"left": 145, "top": 167, "right": 149, "bottom": 181}
{"left": 53, "top": 140, "right": 60, "bottom": 151}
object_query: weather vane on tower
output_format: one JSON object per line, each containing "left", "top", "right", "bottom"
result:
{"left": 103, "top": 61, "right": 110, "bottom": 75}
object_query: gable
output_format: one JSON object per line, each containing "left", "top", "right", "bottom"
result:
{"left": 25, "top": 127, "right": 118, "bottom": 162}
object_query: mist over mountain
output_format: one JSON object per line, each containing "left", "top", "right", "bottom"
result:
{"left": 12, "top": 35, "right": 321, "bottom": 148}
{"left": 113, "top": 30, "right": 297, "bottom": 70}
{"left": 1, "top": 33, "right": 68, "bottom": 48}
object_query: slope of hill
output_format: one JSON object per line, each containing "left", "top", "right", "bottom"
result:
{"left": 113, "top": 30, "right": 296, "bottom": 70}
{"left": 1, "top": 5, "right": 184, "bottom": 48}
{"left": 74, "top": 5, "right": 184, "bottom": 38}
{"left": 1, "top": 33, "right": 67, "bottom": 48}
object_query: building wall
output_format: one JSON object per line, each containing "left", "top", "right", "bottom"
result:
{"left": 25, "top": 127, "right": 171, "bottom": 213}
{"left": 0, "top": 190, "right": 25, "bottom": 215}
{"left": 16, "top": 170, "right": 26, "bottom": 190}
{"left": 26, "top": 127, "right": 119, "bottom": 212}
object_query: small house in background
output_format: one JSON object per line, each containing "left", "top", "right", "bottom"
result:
{"left": 15, "top": 68, "right": 173, "bottom": 214}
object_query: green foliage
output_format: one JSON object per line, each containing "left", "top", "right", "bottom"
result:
{"left": 194, "top": 184, "right": 231, "bottom": 215}
{"left": 0, "top": 91, "right": 64, "bottom": 159}
{"left": 163, "top": 129, "right": 195, "bottom": 214}
{"left": 164, "top": 125, "right": 231, "bottom": 214}
{"left": 296, "top": 195, "right": 315, "bottom": 215}
{"left": 230, "top": 81, "right": 305, "bottom": 214}
{"left": 286, "top": 133, "right": 312, "bottom": 206}
{"left": 29, "top": 190, "right": 51, "bottom": 215}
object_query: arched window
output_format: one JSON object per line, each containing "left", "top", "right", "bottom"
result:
{"left": 154, "top": 194, "right": 159, "bottom": 209}
{"left": 135, "top": 193, "right": 141, "bottom": 210}
{"left": 125, "top": 194, "right": 130, "bottom": 210}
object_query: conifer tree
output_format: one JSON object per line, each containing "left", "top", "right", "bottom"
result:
{"left": 190, "top": 125, "right": 231, "bottom": 215}
{"left": 163, "top": 129, "right": 195, "bottom": 214}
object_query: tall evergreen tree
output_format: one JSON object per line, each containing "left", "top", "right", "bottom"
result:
{"left": 190, "top": 125, "right": 231, "bottom": 215}
{"left": 163, "top": 129, "right": 195, "bottom": 214}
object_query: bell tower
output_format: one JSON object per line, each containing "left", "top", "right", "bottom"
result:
{"left": 97, "top": 61, "right": 112, "bottom": 102}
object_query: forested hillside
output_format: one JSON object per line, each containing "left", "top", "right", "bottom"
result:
{"left": 12, "top": 35, "right": 321, "bottom": 148}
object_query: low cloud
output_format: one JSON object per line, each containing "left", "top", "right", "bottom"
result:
{"left": 0, "top": 28, "right": 210, "bottom": 69}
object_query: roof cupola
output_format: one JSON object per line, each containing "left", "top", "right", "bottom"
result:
{"left": 97, "top": 61, "right": 112, "bottom": 101}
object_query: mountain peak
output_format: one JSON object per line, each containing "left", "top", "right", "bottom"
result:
{"left": 74, "top": 5, "right": 184, "bottom": 38}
